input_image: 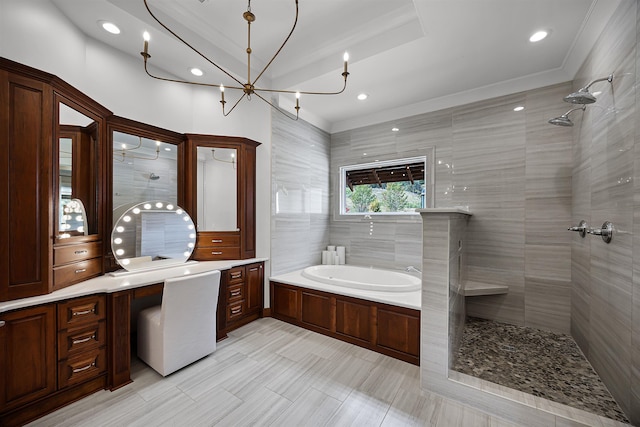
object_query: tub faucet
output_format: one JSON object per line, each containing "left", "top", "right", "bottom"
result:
{"left": 405, "top": 266, "right": 421, "bottom": 273}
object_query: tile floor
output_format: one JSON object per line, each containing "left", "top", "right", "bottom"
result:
{"left": 452, "top": 317, "right": 629, "bottom": 424}
{"left": 27, "top": 317, "right": 523, "bottom": 427}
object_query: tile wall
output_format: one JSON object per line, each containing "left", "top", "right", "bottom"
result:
{"left": 569, "top": 0, "right": 639, "bottom": 422}
{"left": 270, "top": 111, "right": 332, "bottom": 276}
{"left": 330, "top": 83, "right": 573, "bottom": 334}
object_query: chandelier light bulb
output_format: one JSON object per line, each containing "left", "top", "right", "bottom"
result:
{"left": 296, "top": 91, "right": 301, "bottom": 99}
{"left": 220, "top": 84, "right": 225, "bottom": 93}
{"left": 143, "top": 31, "right": 150, "bottom": 42}
{"left": 343, "top": 52, "right": 349, "bottom": 62}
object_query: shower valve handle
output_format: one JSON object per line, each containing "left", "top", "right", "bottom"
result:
{"left": 568, "top": 220, "right": 587, "bottom": 238}
{"left": 587, "top": 221, "right": 613, "bottom": 244}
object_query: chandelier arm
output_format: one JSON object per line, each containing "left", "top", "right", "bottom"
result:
{"left": 222, "top": 93, "right": 247, "bottom": 117}
{"left": 252, "top": 0, "right": 299, "bottom": 87}
{"left": 253, "top": 91, "right": 299, "bottom": 121}
{"left": 143, "top": 0, "right": 244, "bottom": 87}
{"left": 143, "top": 60, "right": 244, "bottom": 90}
{"left": 254, "top": 77, "right": 348, "bottom": 96}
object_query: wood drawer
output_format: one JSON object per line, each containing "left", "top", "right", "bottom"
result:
{"left": 54, "top": 241, "right": 102, "bottom": 266}
{"left": 58, "top": 321, "right": 106, "bottom": 360}
{"left": 227, "top": 266, "right": 245, "bottom": 284}
{"left": 57, "top": 295, "right": 106, "bottom": 329}
{"left": 192, "top": 246, "right": 241, "bottom": 260}
{"left": 53, "top": 258, "right": 102, "bottom": 290}
{"left": 58, "top": 348, "right": 106, "bottom": 389}
{"left": 227, "top": 300, "right": 246, "bottom": 322}
{"left": 228, "top": 283, "right": 244, "bottom": 302}
{"left": 196, "top": 231, "right": 240, "bottom": 248}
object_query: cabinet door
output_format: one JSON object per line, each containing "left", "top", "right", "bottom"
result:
{"left": 0, "top": 305, "right": 57, "bottom": 411}
{"left": 0, "top": 70, "right": 53, "bottom": 301}
{"left": 246, "top": 262, "right": 263, "bottom": 313}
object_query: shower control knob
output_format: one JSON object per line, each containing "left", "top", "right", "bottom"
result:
{"left": 587, "top": 221, "right": 613, "bottom": 244}
{"left": 568, "top": 220, "right": 587, "bottom": 238}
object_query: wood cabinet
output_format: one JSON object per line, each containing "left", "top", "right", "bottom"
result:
{"left": 193, "top": 231, "right": 241, "bottom": 260}
{"left": 0, "top": 305, "right": 57, "bottom": 413}
{"left": 217, "top": 262, "right": 264, "bottom": 339}
{"left": 271, "top": 281, "right": 420, "bottom": 365}
{"left": 0, "top": 65, "right": 53, "bottom": 301}
{"left": 0, "top": 298, "right": 108, "bottom": 426}
{"left": 0, "top": 58, "right": 110, "bottom": 302}
{"left": 185, "top": 135, "right": 260, "bottom": 261}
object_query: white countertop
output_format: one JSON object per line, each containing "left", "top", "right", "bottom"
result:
{"left": 270, "top": 269, "right": 421, "bottom": 310}
{"left": 0, "top": 258, "right": 267, "bottom": 314}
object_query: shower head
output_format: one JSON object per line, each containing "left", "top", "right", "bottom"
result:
{"left": 548, "top": 105, "right": 586, "bottom": 127}
{"left": 563, "top": 74, "right": 613, "bottom": 104}
{"left": 149, "top": 173, "right": 160, "bottom": 180}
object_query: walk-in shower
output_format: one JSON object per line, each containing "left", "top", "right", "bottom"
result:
{"left": 548, "top": 105, "right": 586, "bottom": 126}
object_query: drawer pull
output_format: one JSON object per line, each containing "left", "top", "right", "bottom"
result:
{"left": 74, "top": 250, "right": 88, "bottom": 255}
{"left": 249, "top": 267, "right": 258, "bottom": 272}
{"left": 230, "top": 307, "right": 242, "bottom": 315}
{"left": 75, "top": 268, "right": 87, "bottom": 274}
{"left": 230, "top": 290, "right": 241, "bottom": 297}
{"left": 73, "top": 308, "right": 95, "bottom": 316}
{"left": 211, "top": 239, "right": 223, "bottom": 243}
{"left": 0, "top": 321, "right": 5, "bottom": 327}
{"left": 72, "top": 334, "right": 96, "bottom": 345}
{"left": 230, "top": 272, "right": 242, "bottom": 279}
{"left": 211, "top": 251, "right": 223, "bottom": 255}
{"left": 72, "top": 362, "right": 96, "bottom": 373}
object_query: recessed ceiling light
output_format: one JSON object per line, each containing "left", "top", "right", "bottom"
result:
{"left": 99, "top": 21, "right": 120, "bottom": 35}
{"left": 357, "top": 93, "right": 368, "bottom": 101}
{"left": 529, "top": 30, "right": 548, "bottom": 42}
{"left": 164, "top": 147, "right": 171, "bottom": 151}
{"left": 513, "top": 106, "right": 524, "bottom": 112}
{"left": 363, "top": 152, "right": 367, "bottom": 156}
{"left": 190, "top": 68, "right": 204, "bottom": 77}
{"left": 391, "top": 127, "right": 399, "bottom": 132}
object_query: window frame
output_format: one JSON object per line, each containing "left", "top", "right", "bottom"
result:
{"left": 338, "top": 153, "right": 434, "bottom": 218}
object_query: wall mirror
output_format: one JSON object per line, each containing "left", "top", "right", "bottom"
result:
{"left": 112, "top": 130, "right": 179, "bottom": 210}
{"left": 57, "top": 100, "right": 99, "bottom": 240}
{"left": 111, "top": 200, "right": 196, "bottom": 272}
{"left": 196, "top": 146, "right": 238, "bottom": 231}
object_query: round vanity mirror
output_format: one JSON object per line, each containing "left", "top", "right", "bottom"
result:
{"left": 111, "top": 200, "right": 197, "bottom": 272}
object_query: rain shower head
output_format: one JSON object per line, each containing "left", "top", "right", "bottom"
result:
{"left": 563, "top": 74, "right": 613, "bottom": 104}
{"left": 548, "top": 105, "right": 586, "bottom": 127}
{"left": 149, "top": 172, "right": 160, "bottom": 180}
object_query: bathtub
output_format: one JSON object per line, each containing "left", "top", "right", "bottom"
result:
{"left": 270, "top": 265, "right": 421, "bottom": 310}
{"left": 301, "top": 265, "right": 421, "bottom": 292}
{"left": 270, "top": 264, "right": 422, "bottom": 364}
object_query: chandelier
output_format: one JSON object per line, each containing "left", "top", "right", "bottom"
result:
{"left": 140, "top": 0, "right": 350, "bottom": 119}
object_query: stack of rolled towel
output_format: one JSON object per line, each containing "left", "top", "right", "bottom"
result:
{"left": 322, "top": 245, "right": 346, "bottom": 265}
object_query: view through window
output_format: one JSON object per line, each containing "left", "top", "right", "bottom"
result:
{"left": 340, "top": 157, "right": 426, "bottom": 215}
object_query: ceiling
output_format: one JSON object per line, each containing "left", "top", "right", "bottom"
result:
{"left": 51, "top": 0, "right": 620, "bottom": 133}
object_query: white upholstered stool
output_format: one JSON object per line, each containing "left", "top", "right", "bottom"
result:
{"left": 137, "top": 270, "right": 221, "bottom": 376}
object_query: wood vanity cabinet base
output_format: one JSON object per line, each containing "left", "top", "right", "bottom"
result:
{"left": 270, "top": 281, "right": 420, "bottom": 365}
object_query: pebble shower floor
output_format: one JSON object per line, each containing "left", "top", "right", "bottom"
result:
{"left": 453, "top": 317, "right": 629, "bottom": 423}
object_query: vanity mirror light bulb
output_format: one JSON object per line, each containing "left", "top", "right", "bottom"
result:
{"left": 116, "top": 249, "right": 125, "bottom": 256}
{"left": 76, "top": 215, "right": 84, "bottom": 222}
{"left": 77, "top": 226, "right": 84, "bottom": 232}
{"left": 144, "top": 203, "right": 152, "bottom": 209}
{"left": 183, "top": 215, "right": 190, "bottom": 221}
{"left": 183, "top": 251, "right": 190, "bottom": 257}
{"left": 189, "top": 233, "right": 196, "bottom": 239}
{"left": 155, "top": 202, "right": 163, "bottom": 208}
{"left": 167, "top": 204, "right": 174, "bottom": 210}
{"left": 116, "top": 226, "right": 124, "bottom": 232}
{"left": 176, "top": 208, "right": 184, "bottom": 214}
{"left": 188, "top": 242, "right": 194, "bottom": 248}
{"left": 123, "top": 215, "right": 131, "bottom": 222}
{"left": 114, "top": 238, "right": 122, "bottom": 244}
{"left": 133, "top": 208, "right": 141, "bottom": 214}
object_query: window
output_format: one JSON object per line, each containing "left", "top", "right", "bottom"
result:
{"left": 339, "top": 156, "right": 428, "bottom": 215}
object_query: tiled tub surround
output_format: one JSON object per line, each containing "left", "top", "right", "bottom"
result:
{"left": 453, "top": 317, "right": 629, "bottom": 423}
{"left": 270, "top": 110, "right": 331, "bottom": 277}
